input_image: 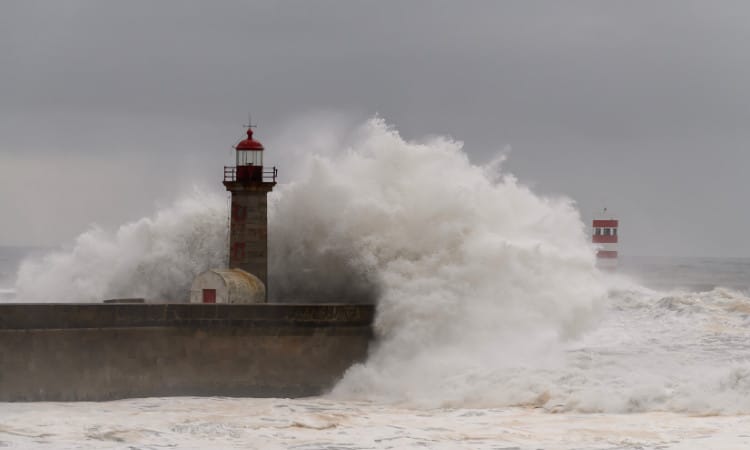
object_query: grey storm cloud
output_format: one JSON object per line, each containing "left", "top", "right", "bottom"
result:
{"left": 1, "top": 0, "right": 749, "bottom": 256}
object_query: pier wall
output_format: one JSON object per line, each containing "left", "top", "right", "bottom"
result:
{"left": 0, "top": 303, "right": 374, "bottom": 401}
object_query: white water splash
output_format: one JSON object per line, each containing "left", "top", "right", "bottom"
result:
{"left": 14, "top": 190, "right": 227, "bottom": 302}
{"left": 266, "top": 118, "right": 608, "bottom": 406}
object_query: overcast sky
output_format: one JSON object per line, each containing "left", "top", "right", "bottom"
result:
{"left": 1, "top": 1, "right": 749, "bottom": 257}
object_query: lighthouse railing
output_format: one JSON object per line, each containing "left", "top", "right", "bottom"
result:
{"left": 223, "top": 166, "right": 277, "bottom": 183}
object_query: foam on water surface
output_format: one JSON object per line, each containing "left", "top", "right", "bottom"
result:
{"left": 0, "top": 397, "right": 748, "bottom": 449}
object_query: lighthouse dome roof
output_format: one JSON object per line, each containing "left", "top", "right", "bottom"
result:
{"left": 236, "top": 128, "right": 264, "bottom": 151}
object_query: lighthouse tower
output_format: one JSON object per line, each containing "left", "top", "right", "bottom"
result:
{"left": 592, "top": 210, "right": 618, "bottom": 269}
{"left": 223, "top": 127, "right": 277, "bottom": 295}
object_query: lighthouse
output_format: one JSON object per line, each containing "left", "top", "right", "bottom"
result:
{"left": 190, "top": 126, "right": 277, "bottom": 304}
{"left": 592, "top": 210, "right": 618, "bottom": 270}
{"left": 223, "top": 127, "right": 277, "bottom": 293}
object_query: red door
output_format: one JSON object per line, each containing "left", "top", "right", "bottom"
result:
{"left": 202, "top": 289, "right": 216, "bottom": 304}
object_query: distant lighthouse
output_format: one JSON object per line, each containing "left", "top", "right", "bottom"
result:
{"left": 592, "top": 209, "right": 618, "bottom": 269}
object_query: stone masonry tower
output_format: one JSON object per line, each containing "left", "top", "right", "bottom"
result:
{"left": 223, "top": 127, "right": 277, "bottom": 298}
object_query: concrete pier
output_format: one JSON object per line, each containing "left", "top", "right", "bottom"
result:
{"left": 0, "top": 303, "right": 374, "bottom": 401}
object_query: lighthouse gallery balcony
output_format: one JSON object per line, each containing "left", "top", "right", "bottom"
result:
{"left": 224, "top": 166, "right": 278, "bottom": 183}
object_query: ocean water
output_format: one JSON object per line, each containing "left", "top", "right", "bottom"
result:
{"left": 2, "top": 118, "right": 750, "bottom": 449}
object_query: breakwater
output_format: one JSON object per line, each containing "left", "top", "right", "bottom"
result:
{"left": 0, "top": 303, "right": 374, "bottom": 401}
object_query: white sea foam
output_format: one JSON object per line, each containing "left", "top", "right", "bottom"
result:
{"left": 2, "top": 397, "right": 750, "bottom": 449}
{"left": 9, "top": 116, "right": 750, "bottom": 416}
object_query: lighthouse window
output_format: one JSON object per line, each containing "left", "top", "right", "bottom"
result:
{"left": 251, "top": 150, "right": 263, "bottom": 166}
{"left": 238, "top": 150, "right": 248, "bottom": 166}
{"left": 237, "top": 150, "right": 264, "bottom": 166}
{"left": 594, "top": 228, "right": 600, "bottom": 236}
{"left": 612, "top": 228, "right": 617, "bottom": 236}
{"left": 603, "top": 228, "right": 610, "bottom": 236}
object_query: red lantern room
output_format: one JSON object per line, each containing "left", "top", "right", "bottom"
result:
{"left": 234, "top": 128, "right": 265, "bottom": 182}
{"left": 236, "top": 128, "right": 264, "bottom": 165}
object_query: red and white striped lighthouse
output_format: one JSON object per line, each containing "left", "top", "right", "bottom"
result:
{"left": 592, "top": 209, "right": 618, "bottom": 269}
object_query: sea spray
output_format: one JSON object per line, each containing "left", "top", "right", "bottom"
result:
{"left": 14, "top": 190, "right": 227, "bottom": 302}
{"left": 271, "top": 118, "right": 607, "bottom": 406}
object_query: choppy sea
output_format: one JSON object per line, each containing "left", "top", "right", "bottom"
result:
{"left": 2, "top": 246, "right": 750, "bottom": 449}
